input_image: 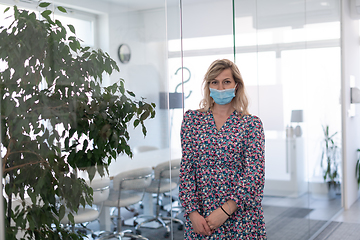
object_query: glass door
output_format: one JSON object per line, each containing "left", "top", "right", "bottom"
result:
{"left": 233, "top": 0, "right": 342, "bottom": 239}
{"left": 1, "top": 0, "right": 178, "bottom": 239}
{"left": 0, "top": 0, "right": 344, "bottom": 239}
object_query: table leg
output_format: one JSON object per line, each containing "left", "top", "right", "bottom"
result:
{"left": 99, "top": 206, "right": 111, "bottom": 231}
{"left": 142, "top": 193, "right": 154, "bottom": 216}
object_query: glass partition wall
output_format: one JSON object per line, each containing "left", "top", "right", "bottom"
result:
{"left": 233, "top": 0, "right": 342, "bottom": 239}
{"left": 0, "top": 0, "right": 182, "bottom": 239}
{"left": 0, "top": 0, "right": 342, "bottom": 239}
{"left": 173, "top": 0, "right": 342, "bottom": 240}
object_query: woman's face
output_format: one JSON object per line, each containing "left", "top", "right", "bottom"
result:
{"left": 209, "top": 68, "right": 237, "bottom": 90}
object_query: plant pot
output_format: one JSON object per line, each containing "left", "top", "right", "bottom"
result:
{"left": 327, "top": 181, "right": 340, "bottom": 199}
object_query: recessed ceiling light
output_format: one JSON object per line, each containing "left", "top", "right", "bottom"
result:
{"left": 320, "top": 2, "right": 329, "bottom": 6}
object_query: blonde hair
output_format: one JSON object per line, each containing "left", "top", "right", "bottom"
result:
{"left": 199, "top": 59, "right": 249, "bottom": 117}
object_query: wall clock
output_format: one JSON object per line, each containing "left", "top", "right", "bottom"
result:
{"left": 118, "top": 44, "right": 131, "bottom": 64}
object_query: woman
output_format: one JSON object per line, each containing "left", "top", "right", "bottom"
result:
{"left": 179, "top": 59, "right": 267, "bottom": 239}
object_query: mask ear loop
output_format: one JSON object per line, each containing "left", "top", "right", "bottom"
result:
{"left": 207, "top": 81, "right": 215, "bottom": 110}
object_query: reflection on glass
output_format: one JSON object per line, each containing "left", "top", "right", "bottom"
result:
{"left": 235, "top": 0, "right": 342, "bottom": 239}
{"left": 0, "top": 0, "right": 345, "bottom": 239}
{"left": 0, "top": 0, "right": 158, "bottom": 239}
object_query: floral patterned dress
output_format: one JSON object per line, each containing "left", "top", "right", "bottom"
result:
{"left": 179, "top": 109, "right": 267, "bottom": 239}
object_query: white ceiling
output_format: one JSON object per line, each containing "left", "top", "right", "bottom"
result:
{"left": 98, "top": 0, "right": 222, "bottom": 11}
{"left": 99, "top": 0, "right": 166, "bottom": 11}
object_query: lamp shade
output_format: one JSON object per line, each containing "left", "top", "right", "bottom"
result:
{"left": 291, "top": 110, "right": 303, "bottom": 123}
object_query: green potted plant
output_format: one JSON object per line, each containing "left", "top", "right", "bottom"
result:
{"left": 320, "top": 125, "right": 340, "bottom": 198}
{"left": 1, "top": 2, "right": 155, "bottom": 239}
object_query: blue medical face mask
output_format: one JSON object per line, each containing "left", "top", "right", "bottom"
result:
{"left": 209, "top": 87, "right": 236, "bottom": 105}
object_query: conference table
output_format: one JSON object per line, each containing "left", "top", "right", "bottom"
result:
{"left": 78, "top": 147, "right": 182, "bottom": 231}
{"left": 108, "top": 148, "right": 181, "bottom": 178}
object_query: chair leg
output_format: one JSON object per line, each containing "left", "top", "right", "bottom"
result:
{"left": 116, "top": 207, "right": 122, "bottom": 233}
{"left": 135, "top": 189, "right": 182, "bottom": 236}
{"left": 123, "top": 231, "right": 149, "bottom": 239}
{"left": 134, "top": 216, "right": 171, "bottom": 236}
{"left": 99, "top": 206, "right": 149, "bottom": 240}
{"left": 162, "top": 216, "right": 184, "bottom": 225}
{"left": 99, "top": 230, "right": 149, "bottom": 240}
{"left": 156, "top": 217, "right": 171, "bottom": 231}
{"left": 134, "top": 217, "right": 156, "bottom": 231}
{"left": 162, "top": 216, "right": 184, "bottom": 230}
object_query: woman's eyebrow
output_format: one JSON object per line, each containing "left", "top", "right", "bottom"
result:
{"left": 215, "top": 77, "right": 231, "bottom": 81}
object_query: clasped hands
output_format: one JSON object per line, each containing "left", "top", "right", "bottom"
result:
{"left": 189, "top": 207, "right": 229, "bottom": 236}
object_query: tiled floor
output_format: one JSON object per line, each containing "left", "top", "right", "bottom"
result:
{"left": 333, "top": 198, "right": 360, "bottom": 224}
{"left": 263, "top": 193, "right": 342, "bottom": 222}
{"left": 85, "top": 193, "right": 358, "bottom": 239}
{"left": 311, "top": 198, "right": 360, "bottom": 240}
{"left": 264, "top": 193, "right": 360, "bottom": 240}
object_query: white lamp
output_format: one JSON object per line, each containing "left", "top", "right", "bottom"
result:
{"left": 291, "top": 110, "right": 303, "bottom": 137}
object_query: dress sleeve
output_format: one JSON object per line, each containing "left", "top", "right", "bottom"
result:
{"left": 229, "top": 115, "right": 265, "bottom": 211}
{"left": 178, "top": 110, "right": 199, "bottom": 217}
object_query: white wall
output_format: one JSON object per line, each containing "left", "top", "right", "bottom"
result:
{"left": 8, "top": 0, "right": 171, "bottom": 150}
{"left": 341, "top": 0, "right": 360, "bottom": 209}
{"left": 56, "top": 0, "right": 170, "bottom": 150}
{"left": 181, "top": 1, "right": 233, "bottom": 39}
{"left": 106, "top": 7, "right": 169, "bottom": 149}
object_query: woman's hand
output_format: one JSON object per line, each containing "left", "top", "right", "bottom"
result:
{"left": 189, "top": 211, "right": 212, "bottom": 236}
{"left": 205, "top": 208, "right": 229, "bottom": 231}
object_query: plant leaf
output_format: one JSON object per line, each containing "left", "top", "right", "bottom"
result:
{"left": 67, "top": 24, "right": 75, "bottom": 34}
{"left": 68, "top": 213, "right": 74, "bottom": 224}
{"left": 133, "top": 119, "right": 140, "bottom": 128}
{"left": 41, "top": 10, "right": 52, "bottom": 18}
{"left": 58, "top": 205, "right": 65, "bottom": 221}
{"left": 39, "top": 2, "right": 51, "bottom": 8}
{"left": 57, "top": 6, "right": 67, "bottom": 13}
{"left": 127, "top": 90, "right": 135, "bottom": 97}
